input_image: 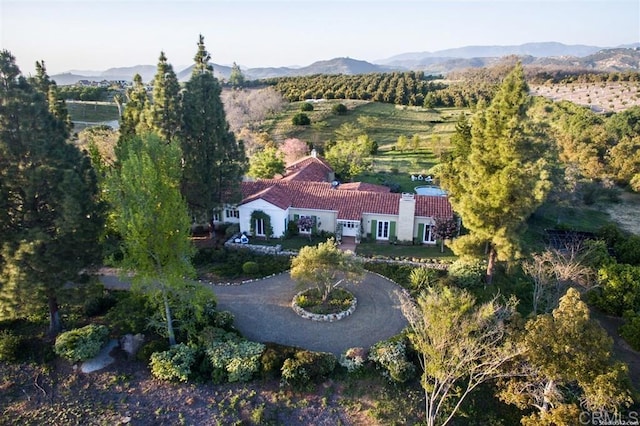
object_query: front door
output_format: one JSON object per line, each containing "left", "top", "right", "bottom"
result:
{"left": 339, "top": 220, "right": 359, "bottom": 237}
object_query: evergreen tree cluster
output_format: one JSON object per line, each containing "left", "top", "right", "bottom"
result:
{"left": 263, "top": 71, "right": 500, "bottom": 108}
{"left": 534, "top": 100, "right": 640, "bottom": 191}
{"left": 117, "top": 35, "right": 247, "bottom": 220}
{"left": 57, "top": 85, "right": 114, "bottom": 101}
{"left": 264, "top": 71, "right": 446, "bottom": 106}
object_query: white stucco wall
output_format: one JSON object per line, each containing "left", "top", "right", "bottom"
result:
{"left": 289, "top": 208, "right": 338, "bottom": 234}
{"left": 238, "top": 199, "right": 288, "bottom": 238}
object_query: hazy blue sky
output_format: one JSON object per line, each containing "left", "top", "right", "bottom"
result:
{"left": 1, "top": 0, "right": 638, "bottom": 75}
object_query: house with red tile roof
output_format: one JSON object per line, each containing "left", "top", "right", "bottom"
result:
{"left": 218, "top": 152, "right": 453, "bottom": 245}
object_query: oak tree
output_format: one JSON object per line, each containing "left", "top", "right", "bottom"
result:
{"left": 247, "top": 145, "right": 285, "bottom": 179}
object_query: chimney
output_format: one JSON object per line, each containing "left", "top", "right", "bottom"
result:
{"left": 311, "top": 148, "right": 317, "bottom": 158}
{"left": 397, "top": 193, "right": 416, "bottom": 242}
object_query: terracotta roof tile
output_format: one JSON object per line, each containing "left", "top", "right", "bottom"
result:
{"left": 281, "top": 156, "right": 334, "bottom": 182}
{"left": 338, "top": 182, "right": 390, "bottom": 193}
{"left": 240, "top": 180, "right": 452, "bottom": 221}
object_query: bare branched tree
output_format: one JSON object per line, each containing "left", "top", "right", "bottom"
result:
{"left": 523, "top": 239, "right": 598, "bottom": 314}
{"left": 402, "top": 286, "right": 521, "bottom": 426}
{"left": 222, "top": 87, "right": 285, "bottom": 133}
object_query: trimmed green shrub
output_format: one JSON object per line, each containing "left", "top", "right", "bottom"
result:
{"left": 369, "top": 338, "right": 416, "bottom": 383}
{"left": 0, "top": 330, "right": 23, "bottom": 362}
{"left": 447, "top": 258, "right": 485, "bottom": 288}
{"left": 615, "top": 235, "right": 640, "bottom": 266}
{"left": 620, "top": 310, "right": 640, "bottom": 351}
{"left": 281, "top": 350, "right": 337, "bottom": 387}
{"left": 332, "top": 103, "right": 347, "bottom": 115}
{"left": 292, "top": 112, "right": 311, "bottom": 126}
{"left": 300, "top": 102, "right": 314, "bottom": 111}
{"left": 137, "top": 338, "right": 170, "bottom": 363}
{"left": 339, "top": 347, "right": 367, "bottom": 374}
{"left": 202, "top": 249, "right": 292, "bottom": 279}
{"left": 149, "top": 343, "right": 196, "bottom": 382}
{"left": 212, "top": 310, "right": 235, "bottom": 330}
{"left": 105, "top": 291, "right": 153, "bottom": 335}
{"left": 260, "top": 342, "right": 299, "bottom": 378}
{"left": 242, "top": 261, "right": 260, "bottom": 276}
{"left": 206, "top": 339, "right": 265, "bottom": 383}
{"left": 196, "top": 326, "right": 241, "bottom": 348}
{"left": 83, "top": 292, "right": 117, "bottom": 317}
{"left": 54, "top": 324, "right": 109, "bottom": 363}
{"left": 364, "top": 262, "right": 414, "bottom": 287}
{"left": 225, "top": 223, "right": 240, "bottom": 239}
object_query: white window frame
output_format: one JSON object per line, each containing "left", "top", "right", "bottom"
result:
{"left": 226, "top": 209, "right": 239, "bottom": 219}
{"left": 298, "top": 215, "right": 313, "bottom": 234}
{"left": 423, "top": 223, "right": 435, "bottom": 243}
{"left": 254, "top": 218, "right": 265, "bottom": 236}
{"left": 377, "top": 220, "right": 390, "bottom": 240}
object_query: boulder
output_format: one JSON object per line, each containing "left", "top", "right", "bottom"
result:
{"left": 120, "top": 333, "right": 145, "bottom": 359}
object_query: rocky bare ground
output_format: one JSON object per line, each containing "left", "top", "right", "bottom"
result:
{"left": 530, "top": 81, "right": 640, "bottom": 113}
{"left": 0, "top": 349, "right": 382, "bottom": 426}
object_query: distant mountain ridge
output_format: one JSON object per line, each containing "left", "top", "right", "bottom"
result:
{"left": 51, "top": 42, "right": 640, "bottom": 85}
{"left": 377, "top": 41, "right": 607, "bottom": 65}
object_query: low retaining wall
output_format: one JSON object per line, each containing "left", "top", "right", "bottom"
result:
{"left": 224, "top": 235, "right": 450, "bottom": 270}
{"left": 291, "top": 290, "right": 357, "bottom": 322}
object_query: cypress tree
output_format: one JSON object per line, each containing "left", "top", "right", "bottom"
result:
{"left": 118, "top": 73, "right": 148, "bottom": 143}
{"left": 145, "top": 51, "right": 181, "bottom": 141}
{"left": 180, "top": 35, "right": 246, "bottom": 220}
{"left": 228, "top": 62, "right": 245, "bottom": 88}
{"left": 31, "top": 60, "right": 73, "bottom": 137}
{"left": 0, "top": 51, "right": 104, "bottom": 333}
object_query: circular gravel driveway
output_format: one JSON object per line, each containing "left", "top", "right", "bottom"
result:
{"left": 211, "top": 272, "right": 410, "bottom": 356}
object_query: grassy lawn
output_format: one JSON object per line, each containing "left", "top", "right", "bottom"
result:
{"left": 67, "top": 101, "right": 119, "bottom": 123}
{"left": 356, "top": 241, "right": 456, "bottom": 261}
{"left": 522, "top": 202, "right": 613, "bottom": 253}
{"left": 263, "top": 100, "right": 467, "bottom": 152}
{"left": 262, "top": 99, "right": 469, "bottom": 192}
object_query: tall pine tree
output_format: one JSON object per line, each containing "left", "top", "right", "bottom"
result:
{"left": 144, "top": 51, "right": 181, "bottom": 142}
{"left": 30, "top": 60, "right": 73, "bottom": 137}
{"left": 180, "top": 35, "right": 246, "bottom": 220}
{"left": 118, "top": 73, "right": 148, "bottom": 143}
{"left": 0, "top": 51, "right": 104, "bottom": 333}
{"left": 440, "top": 63, "right": 554, "bottom": 283}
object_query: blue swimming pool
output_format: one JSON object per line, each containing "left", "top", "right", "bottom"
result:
{"left": 414, "top": 185, "right": 447, "bottom": 196}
